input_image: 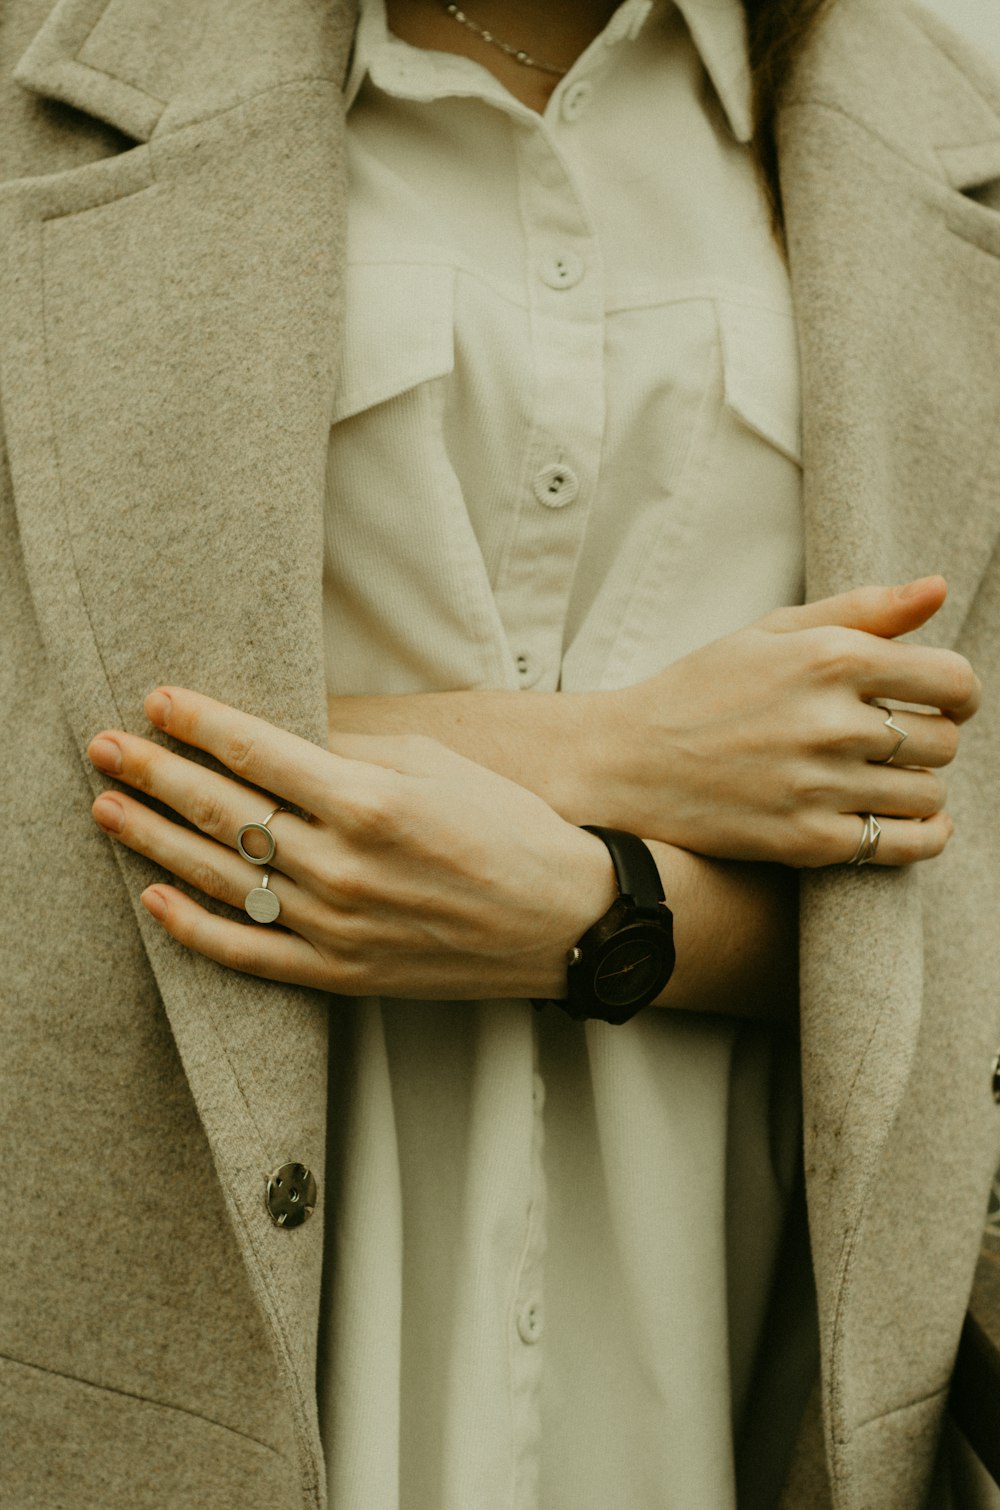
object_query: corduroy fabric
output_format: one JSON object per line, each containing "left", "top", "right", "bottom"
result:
{"left": 0, "top": 1, "right": 998, "bottom": 1506}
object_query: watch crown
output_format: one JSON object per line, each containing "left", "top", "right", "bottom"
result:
{"left": 567, "top": 946, "right": 584, "bottom": 967}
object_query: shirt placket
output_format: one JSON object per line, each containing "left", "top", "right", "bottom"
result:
{"left": 493, "top": 117, "right": 606, "bottom": 693}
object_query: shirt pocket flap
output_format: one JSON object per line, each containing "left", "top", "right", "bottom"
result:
{"left": 716, "top": 299, "right": 802, "bottom": 466}
{"left": 332, "top": 263, "right": 456, "bottom": 423}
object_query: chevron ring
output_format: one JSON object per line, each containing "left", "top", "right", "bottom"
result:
{"left": 875, "top": 710, "right": 909, "bottom": 767}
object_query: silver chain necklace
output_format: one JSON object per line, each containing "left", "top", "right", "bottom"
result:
{"left": 441, "top": 3, "right": 569, "bottom": 77}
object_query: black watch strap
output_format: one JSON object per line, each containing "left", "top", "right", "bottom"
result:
{"left": 532, "top": 826, "right": 675, "bottom": 1025}
{"left": 579, "top": 825, "right": 665, "bottom": 907}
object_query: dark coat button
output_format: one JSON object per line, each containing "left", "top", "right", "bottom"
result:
{"left": 265, "top": 1163, "right": 317, "bottom": 1228}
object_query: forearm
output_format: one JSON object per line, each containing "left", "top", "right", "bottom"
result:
{"left": 329, "top": 689, "right": 599, "bottom": 819}
{"left": 330, "top": 580, "right": 973, "bottom": 872}
{"left": 646, "top": 844, "right": 798, "bottom": 1024}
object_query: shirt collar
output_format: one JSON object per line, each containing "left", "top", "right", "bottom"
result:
{"left": 345, "top": 0, "right": 753, "bottom": 144}
{"left": 672, "top": 0, "right": 753, "bottom": 143}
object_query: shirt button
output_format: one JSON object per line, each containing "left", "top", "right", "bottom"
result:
{"left": 517, "top": 1300, "right": 544, "bottom": 1344}
{"left": 561, "top": 80, "right": 593, "bottom": 121}
{"left": 532, "top": 463, "right": 579, "bottom": 508}
{"left": 265, "top": 1163, "right": 317, "bottom": 1228}
{"left": 515, "top": 651, "right": 542, "bottom": 688}
{"left": 540, "top": 251, "right": 584, "bottom": 290}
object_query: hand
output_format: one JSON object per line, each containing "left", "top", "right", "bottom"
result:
{"left": 86, "top": 687, "right": 615, "bottom": 999}
{"left": 599, "top": 576, "right": 978, "bottom": 866}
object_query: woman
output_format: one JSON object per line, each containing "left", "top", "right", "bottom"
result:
{"left": 1, "top": 0, "right": 998, "bottom": 1506}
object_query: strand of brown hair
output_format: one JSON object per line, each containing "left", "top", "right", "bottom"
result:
{"left": 741, "top": 0, "right": 832, "bottom": 239}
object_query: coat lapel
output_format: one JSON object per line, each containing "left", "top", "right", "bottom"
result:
{"left": 780, "top": 0, "right": 1000, "bottom": 1489}
{"left": 0, "top": 0, "right": 356, "bottom": 1499}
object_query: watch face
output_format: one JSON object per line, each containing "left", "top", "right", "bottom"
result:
{"left": 593, "top": 928, "right": 671, "bottom": 1008}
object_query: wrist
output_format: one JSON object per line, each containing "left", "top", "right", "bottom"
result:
{"left": 534, "top": 826, "right": 676, "bottom": 1022}
{"left": 530, "top": 822, "right": 618, "bottom": 998}
{"left": 555, "top": 688, "right": 632, "bottom": 828}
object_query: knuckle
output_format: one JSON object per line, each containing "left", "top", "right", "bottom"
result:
{"left": 222, "top": 734, "right": 258, "bottom": 779}
{"left": 191, "top": 790, "right": 228, "bottom": 839}
{"left": 128, "top": 748, "right": 158, "bottom": 795}
{"left": 230, "top": 934, "right": 270, "bottom": 977}
{"left": 318, "top": 934, "right": 371, "bottom": 994}
{"left": 896, "top": 817, "right": 947, "bottom": 865}
{"left": 188, "top": 857, "right": 230, "bottom": 900}
{"left": 315, "top": 855, "right": 369, "bottom": 907}
{"left": 944, "top": 654, "right": 977, "bottom": 708}
{"left": 806, "top": 704, "right": 856, "bottom": 755}
{"left": 782, "top": 814, "right": 831, "bottom": 868}
{"left": 938, "top": 720, "right": 960, "bottom": 763}
{"left": 328, "top": 956, "right": 370, "bottom": 995}
{"left": 811, "top": 627, "right": 864, "bottom": 681}
{"left": 341, "top": 777, "right": 402, "bottom": 839}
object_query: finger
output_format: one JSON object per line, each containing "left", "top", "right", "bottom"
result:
{"left": 850, "top": 769, "right": 946, "bottom": 821}
{"left": 88, "top": 731, "right": 317, "bottom": 883}
{"left": 763, "top": 577, "right": 947, "bottom": 639}
{"left": 144, "top": 686, "right": 380, "bottom": 823}
{"left": 140, "top": 883, "right": 328, "bottom": 989}
{"left": 92, "top": 789, "right": 304, "bottom": 922}
{"left": 832, "top": 812, "right": 953, "bottom": 869}
{"left": 865, "top": 707, "right": 959, "bottom": 770}
{"left": 855, "top": 644, "right": 980, "bottom": 722}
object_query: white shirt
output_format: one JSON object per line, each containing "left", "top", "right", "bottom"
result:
{"left": 318, "top": 2, "right": 810, "bottom": 1506}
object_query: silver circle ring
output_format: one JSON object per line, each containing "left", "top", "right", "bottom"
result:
{"left": 236, "top": 805, "right": 285, "bottom": 866}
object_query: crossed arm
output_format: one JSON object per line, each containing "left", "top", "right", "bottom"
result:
{"left": 86, "top": 576, "right": 978, "bottom": 1020}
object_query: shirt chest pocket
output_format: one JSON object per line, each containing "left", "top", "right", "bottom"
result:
{"left": 324, "top": 262, "right": 516, "bottom": 695}
{"left": 574, "top": 295, "right": 804, "bottom": 691}
{"left": 716, "top": 298, "right": 802, "bottom": 468}
{"left": 330, "top": 262, "right": 457, "bottom": 424}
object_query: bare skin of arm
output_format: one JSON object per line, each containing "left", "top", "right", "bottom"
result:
{"left": 88, "top": 691, "right": 799, "bottom": 1022}
{"left": 327, "top": 579, "right": 976, "bottom": 869}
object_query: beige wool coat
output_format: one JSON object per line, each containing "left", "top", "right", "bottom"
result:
{"left": 1, "top": 0, "right": 999, "bottom": 1506}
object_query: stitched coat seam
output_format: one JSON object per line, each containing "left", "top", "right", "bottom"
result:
{"left": 0, "top": 1349, "right": 287, "bottom": 1456}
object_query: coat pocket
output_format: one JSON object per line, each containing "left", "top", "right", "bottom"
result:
{"left": 0, "top": 1352, "right": 299, "bottom": 1510}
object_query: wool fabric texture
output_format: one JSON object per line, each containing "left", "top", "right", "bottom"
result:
{"left": 0, "top": 0, "right": 999, "bottom": 1506}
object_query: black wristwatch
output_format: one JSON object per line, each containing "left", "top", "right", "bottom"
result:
{"left": 533, "top": 826, "right": 676, "bottom": 1026}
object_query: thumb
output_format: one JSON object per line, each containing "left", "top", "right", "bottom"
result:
{"left": 762, "top": 576, "right": 948, "bottom": 640}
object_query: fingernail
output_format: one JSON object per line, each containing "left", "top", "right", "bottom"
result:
{"left": 898, "top": 575, "right": 943, "bottom": 600}
{"left": 93, "top": 794, "right": 124, "bottom": 832}
{"left": 142, "top": 887, "right": 167, "bottom": 920}
{"left": 146, "top": 690, "right": 171, "bottom": 728}
{"left": 88, "top": 736, "right": 122, "bottom": 774}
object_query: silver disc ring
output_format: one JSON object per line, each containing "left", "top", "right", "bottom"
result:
{"left": 236, "top": 805, "right": 285, "bottom": 866}
{"left": 245, "top": 869, "right": 281, "bottom": 924}
{"left": 875, "top": 711, "right": 909, "bottom": 767}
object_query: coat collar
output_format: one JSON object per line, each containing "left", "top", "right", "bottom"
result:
{"left": 4, "top": 0, "right": 1000, "bottom": 1498}
{"left": 12, "top": 0, "right": 357, "bottom": 140}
